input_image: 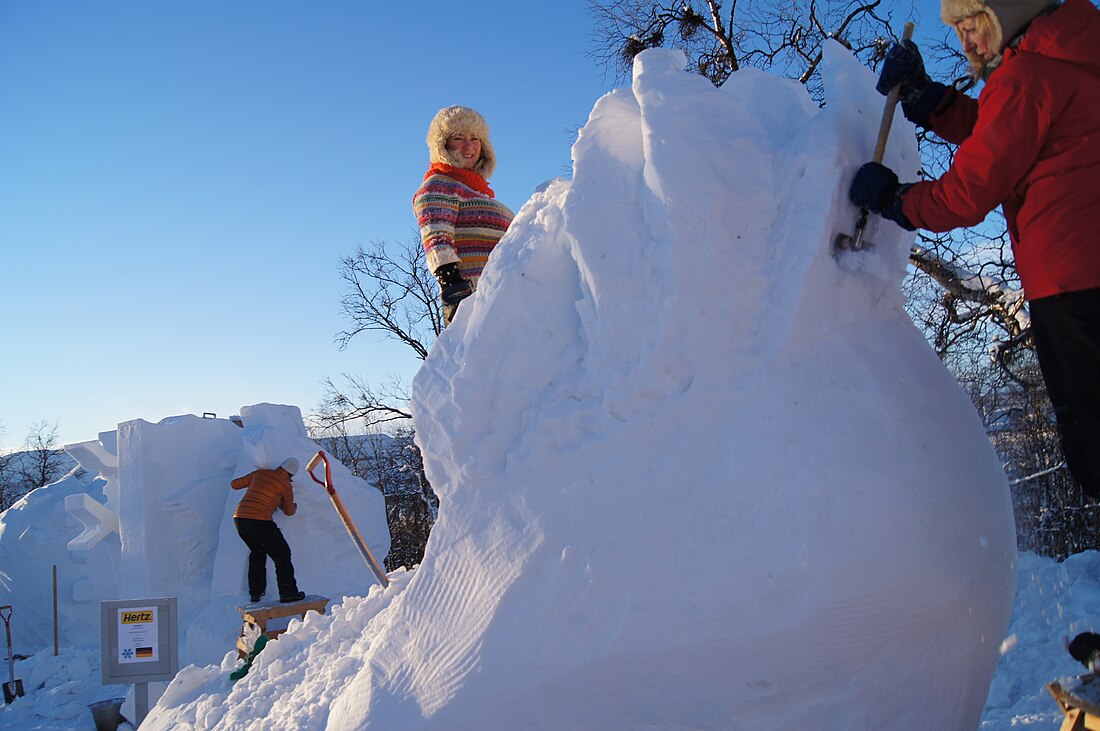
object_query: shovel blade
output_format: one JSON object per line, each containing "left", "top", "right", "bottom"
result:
{"left": 3, "top": 678, "right": 25, "bottom": 703}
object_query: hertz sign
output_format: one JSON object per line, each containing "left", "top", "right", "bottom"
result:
{"left": 101, "top": 597, "right": 179, "bottom": 726}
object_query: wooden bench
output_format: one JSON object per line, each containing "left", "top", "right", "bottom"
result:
{"left": 235, "top": 595, "right": 329, "bottom": 658}
{"left": 1049, "top": 675, "right": 1100, "bottom": 731}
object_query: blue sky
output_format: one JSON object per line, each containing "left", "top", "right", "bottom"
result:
{"left": 1, "top": 1, "right": 613, "bottom": 446}
{"left": 1, "top": 0, "right": 950, "bottom": 448}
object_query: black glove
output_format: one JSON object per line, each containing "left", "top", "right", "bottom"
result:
{"left": 877, "top": 40, "right": 952, "bottom": 126}
{"left": 849, "top": 162, "right": 916, "bottom": 231}
{"left": 434, "top": 262, "right": 474, "bottom": 305}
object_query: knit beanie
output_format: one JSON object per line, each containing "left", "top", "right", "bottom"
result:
{"left": 280, "top": 457, "right": 299, "bottom": 476}
{"left": 426, "top": 106, "right": 497, "bottom": 180}
{"left": 941, "top": 0, "right": 1053, "bottom": 53}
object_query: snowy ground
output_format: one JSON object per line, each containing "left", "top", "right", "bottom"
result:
{"left": 0, "top": 551, "right": 1098, "bottom": 729}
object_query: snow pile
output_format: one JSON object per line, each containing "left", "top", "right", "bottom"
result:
{"left": 0, "top": 472, "right": 112, "bottom": 647}
{"left": 981, "top": 552, "right": 1100, "bottom": 726}
{"left": 5, "top": 551, "right": 1090, "bottom": 730}
{"left": 138, "top": 45, "right": 1016, "bottom": 729}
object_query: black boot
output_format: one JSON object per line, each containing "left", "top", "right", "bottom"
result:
{"left": 434, "top": 263, "right": 473, "bottom": 305}
{"left": 1069, "top": 632, "right": 1100, "bottom": 670}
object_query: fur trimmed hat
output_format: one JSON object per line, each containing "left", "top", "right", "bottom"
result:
{"left": 426, "top": 105, "right": 496, "bottom": 180}
{"left": 941, "top": 0, "right": 1054, "bottom": 53}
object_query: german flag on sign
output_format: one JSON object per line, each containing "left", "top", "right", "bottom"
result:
{"left": 135, "top": 647, "right": 154, "bottom": 658}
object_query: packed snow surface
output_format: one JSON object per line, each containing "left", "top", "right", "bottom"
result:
{"left": 2, "top": 551, "right": 1094, "bottom": 729}
{"left": 1, "top": 45, "right": 1036, "bottom": 729}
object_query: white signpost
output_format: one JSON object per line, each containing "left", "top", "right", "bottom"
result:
{"left": 100, "top": 597, "right": 178, "bottom": 726}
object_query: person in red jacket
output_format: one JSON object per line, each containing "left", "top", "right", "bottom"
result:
{"left": 849, "top": 0, "right": 1100, "bottom": 497}
{"left": 231, "top": 457, "right": 305, "bottom": 604}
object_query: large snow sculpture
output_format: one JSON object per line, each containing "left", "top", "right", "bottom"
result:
{"left": 325, "top": 45, "right": 1016, "bottom": 729}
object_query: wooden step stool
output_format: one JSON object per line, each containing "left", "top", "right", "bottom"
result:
{"left": 236, "top": 595, "right": 329, "bottom": 658}
{"left": 1049, "top": 675, "right": 1100, "bottom": 731}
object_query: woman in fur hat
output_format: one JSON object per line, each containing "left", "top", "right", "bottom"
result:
{"left": 849, "top": 0, "right": 1100, "bottom": 497}
{"left": 413, "top": 106, "right": 514, "bottom": 326}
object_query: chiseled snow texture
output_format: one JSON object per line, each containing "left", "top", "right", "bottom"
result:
{"left": 144, "top": 45, "right": 1016, "bottom": 729}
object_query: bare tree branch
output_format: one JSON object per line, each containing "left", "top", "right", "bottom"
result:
{"left": 588, "top": 0, "right": 895, "bottom": 97}
{"left": 335, "top": 238, "right": 444, "bottom": 360}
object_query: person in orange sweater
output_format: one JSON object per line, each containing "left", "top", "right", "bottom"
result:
{"left": 231, "top": 457, "right": 305, "bottom": 604}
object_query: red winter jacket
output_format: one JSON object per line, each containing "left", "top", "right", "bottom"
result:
{"left": 902, "top": 0, "right": 1100, "bottom": 300}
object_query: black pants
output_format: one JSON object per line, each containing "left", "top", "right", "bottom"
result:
{"left": 1030, "top": 287, "right": 1100, "bottom": 498}
{"left": 234, "top": 517, "right": 299, "bottom": 599}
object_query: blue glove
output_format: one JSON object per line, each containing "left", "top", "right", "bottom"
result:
{"left": 877, "top": 40, "right": 951, "bottom": 126}
{"left": 849, "top": 162, "right": 915, "bottom": 231}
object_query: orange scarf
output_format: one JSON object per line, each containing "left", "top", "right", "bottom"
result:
{"left": 425, "top": 163, "right": 495, "bottom": 198}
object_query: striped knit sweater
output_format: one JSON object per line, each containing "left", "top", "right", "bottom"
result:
{"left": 231, "top": 468, "right": 297, "bottom": 521}
{"left": 413, "top": 164, "right": 514, "bottom": 285}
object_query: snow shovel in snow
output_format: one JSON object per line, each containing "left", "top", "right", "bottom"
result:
{"left": 305, "top": 450, "right": 390, "bottom": 588}
{"left": 1, "top": 605, "right": 24, "bottom": 704}
{"left": 836, "top": 21, "right": 916, "bottom": 252}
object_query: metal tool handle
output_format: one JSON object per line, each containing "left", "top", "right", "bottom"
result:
{"left": 840, "top": 20, "right": 917, "bottom": 252}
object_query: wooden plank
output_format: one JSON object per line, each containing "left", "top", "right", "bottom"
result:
{"left": 241, "top": 599, "right": 327, "bottom": 623}
{"left": 1050, "top": 678, "right": 1100, "bottom": 730}
{"left": 234, "top": 595, "right": 330, "bottom": 658}
{"left": 1050, "top": 677, "right": 1100, "bottom": 718}
{"left": 236, "top": 594, "right": 329, "bottom": 613}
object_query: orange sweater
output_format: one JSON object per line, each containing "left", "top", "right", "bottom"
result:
{"left": 231, "top": 468, "right": 297, "bottom": 521}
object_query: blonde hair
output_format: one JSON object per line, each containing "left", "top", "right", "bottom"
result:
{"left": 954, "top": 10, "right": 1002, "bottom": 73}
{"left": 425, "top": 106, "right": 497, "bottom": 179}
{"left": 941, "top": 0, "right": 1056, "bottom": 78}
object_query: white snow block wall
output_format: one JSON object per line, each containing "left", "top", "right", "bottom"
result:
{"left": 114, "top": 414, "right": 244, "bottom": 614}
{"left": 210, "top": 405, "right": 391, "bottom": 603}
{"left": 328, "top": 46, "right": 1017, "bottom": 730}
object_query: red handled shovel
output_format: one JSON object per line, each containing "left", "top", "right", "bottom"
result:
{"left": 306, "top": 451, "right": 390, "bottom": 588}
